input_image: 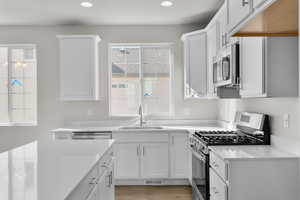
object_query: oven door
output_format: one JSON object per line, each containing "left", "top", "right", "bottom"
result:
{"left": 191, "top": 150, "right": 210, "bottom": 200}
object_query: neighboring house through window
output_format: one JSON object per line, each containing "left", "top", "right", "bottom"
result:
{"left": 0, "top": 45, "right": 37, "bottom": 126}
{"left": 109, "top": 44, "right": 173, "bottom": 117}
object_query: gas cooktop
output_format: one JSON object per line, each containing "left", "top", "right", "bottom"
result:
{"left": 194, "top": 130, "right": 264, "bottom": 145}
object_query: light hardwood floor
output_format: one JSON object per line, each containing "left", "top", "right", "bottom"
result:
{"left": 115, "top": 186, "right": 192, "bottom": 200}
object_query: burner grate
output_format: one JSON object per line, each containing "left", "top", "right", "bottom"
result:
{"left": 194, "top": 130, "right": 264, "bottom": 145}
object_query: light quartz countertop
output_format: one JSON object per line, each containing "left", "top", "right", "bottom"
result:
{"left": 51, "top": 120, "right": 230, "bottom": 134}
{"left": 209, "top": 145, "right": 298, "bottom": 161}
{"left": 0, "top": 135, "right": 114, "bottom": 200}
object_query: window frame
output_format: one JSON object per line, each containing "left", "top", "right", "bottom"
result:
{"left": 108, "top": 43, "right": 174, "bottom": 118}
{"left": 0, "top": 44, "right": 37, "bottom": 126}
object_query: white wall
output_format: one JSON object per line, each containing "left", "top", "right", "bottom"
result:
{"left": 0, "top": 25, "right": 218, "bottom": 151}
{"left": 218, "top": 98, "right": 300, "bottom": 138}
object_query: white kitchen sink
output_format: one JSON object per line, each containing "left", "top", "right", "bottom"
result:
{"left": 119, "top": 126, "right": 164, "bottom": 130}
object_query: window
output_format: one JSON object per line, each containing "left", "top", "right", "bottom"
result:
{"left": 0, "top": 45, "right": 37, "bottom": 126}
{"left": 109, "top": 44, "right": 173, "bottom": 116}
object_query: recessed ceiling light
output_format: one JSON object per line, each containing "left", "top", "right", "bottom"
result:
{"left": 80, "top": 1, "right": 93, "bottom": 8}
{"left": 160, "top": 1, "right": 173, "bottom": 7}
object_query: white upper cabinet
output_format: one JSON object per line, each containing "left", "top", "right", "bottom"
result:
{"left": 227, "top": 0, "right": 252, "bottom": 31}
{"left": 240, "top": 37, "right": 298, "bottom": 98}
{"left": 57, "top": 35, "right": 100, "bottom": 101}
{"left": 182, "top": 32, "right": 207, "bottom": 98}
{"left": 206, "top": 23, "right": 219, "bottom": 98}
{"left": 217, "top": 4, "right": 228, "bottom": 49}
{"left": 240, "top": 37, "right": 265, "bottom": 97}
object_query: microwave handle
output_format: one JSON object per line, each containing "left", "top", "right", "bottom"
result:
{"left": 238, "top": 40, "right": 243, "bottom": 89}
{"left": 221, "top": 58, "right": 229, "bottom": 81}
{"left": 222, "top": 63, "right": 226, "bottom": 80}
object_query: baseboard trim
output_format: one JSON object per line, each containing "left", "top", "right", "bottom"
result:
{"left": 116, "top": 178, "right": 190, "bottom": 186}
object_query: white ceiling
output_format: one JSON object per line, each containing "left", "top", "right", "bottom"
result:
{"left": 0, "top": 0, "right": 224, "bottom": 25}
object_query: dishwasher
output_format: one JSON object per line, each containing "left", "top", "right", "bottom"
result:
{"left": 53, "top": 131, "right": 113, "bottom": 140}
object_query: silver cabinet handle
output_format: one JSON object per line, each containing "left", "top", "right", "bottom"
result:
{"left": 106, "top": 174, "right": 110, "bottom": 187}
{"left": 172, "top": 136, "right": 175, "bottom": 145}
{"left": 137, "top": 146, "right": 139, "bottom": 156}
{"left": 212, "top": 187, "right": 219, "bottom": 194}
{"left": 143, "top": 146, "right": 145, "bottom": 156}
{"left": 221, "top": 34, "right": 224, "bottom": 46}
{"left": 89, "top": 177, "right": 97, "bottom": 185}
{"left": 212, "top": 161, "right": 219, "bottom": 168}
{"left": 242, "top": 0, "right": 249, "bottom": 7}
{"left": 109, "top": 171, "right": 113, "bottom": 187}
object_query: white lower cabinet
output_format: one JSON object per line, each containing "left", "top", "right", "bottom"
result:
{"left": 170, "top": 133, "right": 189, "bottom": 178}
{"left": 114, "top": 143, "right": 140, "bottom": 179}
{"left": 86, "top": 184, "right": 98, "bottom": 200}
{"left": 113, "top": 132, "right": 189, "bottom": 182}
{"left": 66, "top": 149, "right": 114, "bottom": 200}
{"left": 210, "top": 169, "right": 227, "bottom": 200}
{"left": 114, "top": 142, "right": 169, "bottom": 179}
{"left": 209, "top": 150, "right": 299, "bottom": 200}
{"left": 141, "top": 143, "right": 169, "bottom": 178}
{"left": 97, "top": 162, "right": 115, "bottom": 200}
{"left": 252, "top": 0, "right": 267, "bottom": 8}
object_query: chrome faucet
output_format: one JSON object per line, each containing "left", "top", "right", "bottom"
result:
{"left": 138, "top": 105, "right": 146, "bottom": 127}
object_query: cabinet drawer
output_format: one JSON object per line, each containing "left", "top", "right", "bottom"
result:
{"left": 210, "top": 168, "right": 227, "bottom": 200}
{"left": 66, "top": 164, "right": 98, "bottom": 200}
{"left": 98, "top": 148, "right": 114, "bottom": 176}
{"left": 210, "top": 152, "right": 227, "bottom": 180}
{"left": 113, "top": 132, "right": 169, "bottom": 143}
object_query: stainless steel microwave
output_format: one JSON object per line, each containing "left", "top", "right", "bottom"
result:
{"left": 213, "top": 42, "right": 240, "bottom": 87}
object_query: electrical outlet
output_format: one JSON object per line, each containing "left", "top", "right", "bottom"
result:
{"left": 283, "top": 114, "right": 290, "bottom": 128}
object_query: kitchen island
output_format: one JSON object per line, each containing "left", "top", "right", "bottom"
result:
{"left": 0, "top": 135, "right": 114, "bottom": 200}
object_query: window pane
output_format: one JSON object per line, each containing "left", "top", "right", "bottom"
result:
{"left": 0, "top": 48, "right": 9, "bottom": 123}
{"left": 111, "top": 47, "right": 140, "bottom": 115}
{"left": 142, "top": 47, "right": 171, "bottom": 115}
{"left": 110, "top": 45, "right": 172, "bottom": 117}
{"left": 9, "top": 47, "right": 36, "bottom": 124}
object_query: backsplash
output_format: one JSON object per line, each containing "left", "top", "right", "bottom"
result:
{"left": 218, "top": 98, "right": 300, "bottom": 140}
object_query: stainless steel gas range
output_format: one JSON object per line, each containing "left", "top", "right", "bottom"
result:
{"left": 189, "top": 112, "right": 271, "bottom": 200}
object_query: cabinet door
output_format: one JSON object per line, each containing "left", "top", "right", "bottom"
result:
{"left": 253, "top": 0, "right": 267, "bottom": 8}
{"left": 114, "top": 143, "right": 140, "bottom": 179}
{"left": 240, "top": 37, "right": 265, "bottom": 97}
{"left": 206, "top": 24, "right": 218, "bottom": 97}
{"left": 184, "top": 33, "right": 207, "bottom": 98}
{"left": 170, "top": 134, "right": 189, "bottom": 178}
{"left": 218, "top": 4, "right": 228, "bottom": 49}
{"left": 210, "top": 169, "right": 228, "bottom": 200}
{"left": 58, "top": 35, "right": 99, "bottom": 101}
{"left": 98, "top": 164, "right": 115, "bottom": 200}
{"left": 141, "top": 143, "right": 169, "bottom": 178}
{"left": 228, "top": 0, "right": 252, "bottom": 31}
{"left": 86, "top": 184, "right": 98, "bottom": 200}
